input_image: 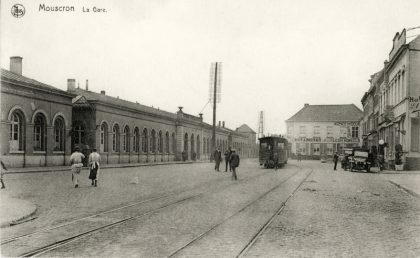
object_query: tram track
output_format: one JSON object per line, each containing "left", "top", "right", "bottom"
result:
{"left": 167, "top": 166, "right": 312, "bottom": 258}
{"left": 2, "top": 164, "right": 300, "bottom": 257}
{"left": 236, "top": 167, "right": 314, "bottom": 257}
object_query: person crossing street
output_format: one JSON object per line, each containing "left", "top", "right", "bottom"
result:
{"left": 214, "top": 148, "right": 222, "bottom": 172}
{"left": 224, "top": 147, "right": 232, "bottom": 172}
{"left": 70, "top": 147, "right": 85, "bottom": 188}
{"left": 88, "top": 148, "right": 101, "bottom": 187}
{"left": 230, "top": 149, "right": 240, "bottom": 180}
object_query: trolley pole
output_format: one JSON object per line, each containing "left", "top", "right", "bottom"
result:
{"left": 211, "top": 62, "right": 218, "bottom": 161}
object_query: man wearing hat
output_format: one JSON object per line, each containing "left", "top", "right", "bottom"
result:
{"left": 70, "top": 147, "right": 85, "bottom": 188}
{"left": 230, "top": 149, "right": 240, "bottom": 180}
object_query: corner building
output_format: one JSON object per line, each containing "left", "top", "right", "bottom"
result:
{"left": 286, "top": 104, "right": 363, "bottom": 159}
{"left": 1, "top": 57, "right": 74, "bottom": 167}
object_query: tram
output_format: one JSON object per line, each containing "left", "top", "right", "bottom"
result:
{"left": 258, "top": 136, "right": 289, "bottom": 168}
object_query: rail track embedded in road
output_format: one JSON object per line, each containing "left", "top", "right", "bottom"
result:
{"left": 2, "top": 164, "right": 301, "bottom": 257}
{"left": 167, "top": 166, "right": 310, "bottom": 257}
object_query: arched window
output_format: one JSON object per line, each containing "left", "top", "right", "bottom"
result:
{"left": 123, "top": 125, "right": 130, "bottom": 152}
{"left": 9, "top": 110, "right": 25, "bottom": 151}
{"left": 157, "top": 130, "right": 163, "bottom": 153}
{"left": 112, "top": 124, "right": 120, "bottom": 152}
{"left": 171, "top": 132, "right": 176, "bottom": 153}
{"left": 184, "top": 133, "right": 188, "bottom": 152}
{"left": 142, "top": 128, "right": 148, "bottom": 153}
{"left": 34, "top": 114, "right": 46, "bottom": 151}
{"left": 190, "top": 134, "right": 195, "bottom": 159}
{"left": 165, "top": 132, "right": 170, "bottom": 153}
{"left": 133, "top": 127, "right": 140, "bottom": 152}
{"left": 73, "top": 121, "right": 85, "bottom": 147}
{"left": 54, "top": 116, "right": 65, "bottom": 151}
{"left": 100, "top": 122, "right": 108, "bottom": 152}
{"left": 151, "top": 129, "right": 156, "bottom": 153}
{"left": 197, "top": 135, "right": 200, "bottom": 159}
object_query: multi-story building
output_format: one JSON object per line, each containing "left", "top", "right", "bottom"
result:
{"left": 361, "top": 69, "right": 384, "bottom": 149}
{"left": 363, "top": 29, "right": 420, "bottom": 170}
{"left": 1, "top": 56, "right": 257, "bottom": 168}
{"left": 286, "top": 104, "right": 362, "bottom": 159}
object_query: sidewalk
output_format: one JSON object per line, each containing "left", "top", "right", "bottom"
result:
{"left": 0, "top": 160, "right": 209, "bottom": 228}
{"left": 4, "top": 160, "right": 202, "bottom": 174}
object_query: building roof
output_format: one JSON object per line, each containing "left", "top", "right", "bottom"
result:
{"left": 286, "top": 104, "right": 363, "bottom": 122}
{"left": 1, "top": 68, "right": 73, "bottom": 96}
{"left": 72, "top": 88, "right": 177, "bottom": 119}
{"left": 236, "top": 124, "right": 256, "bottom": 134}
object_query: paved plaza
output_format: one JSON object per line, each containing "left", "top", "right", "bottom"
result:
{"left": 1, "top": 160, "right": 419, "bottom": 257}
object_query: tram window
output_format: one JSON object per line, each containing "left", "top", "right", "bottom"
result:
{"left": 277, "top": 142, "right": 284, "bottom": 148}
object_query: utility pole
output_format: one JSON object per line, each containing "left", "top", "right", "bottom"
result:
{"left": 212, "top": 62, "right": 218, "bottom": 158}
{"left": 209, "top": 62, "right": 222, "bottom": 161}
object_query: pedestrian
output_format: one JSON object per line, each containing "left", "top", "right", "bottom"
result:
{"left": 1, "top": 160, "right": 7, "bottom": 189}
{"left": 297, "top": 152, "right": 302, "bottom": 162}
{"left": 333, "top": 151, "right": 339, "bottom": 171}
{"left": 70, "top": 147, "right": 85, "bottom": 188}
{"left": 88, "top": 148, "right": 101, "bottom": 187}
{"left": 230, "top": 149, "right": 240, "bottom": 180}
{"left": 214, "top": 148, "right": 222, "bottom": 172}
{"left": 273, "top": 154, "right": 279, "bottom": 171}
{"left": 224, "top": 147, "right": 232, "bottom": 172}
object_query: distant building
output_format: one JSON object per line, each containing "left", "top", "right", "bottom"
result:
{"left": 235, "top": 124, "right": 259, "bottom": 158}
{"left": 286, "top": 104, "right": 363, "bottom": 159}
{"left": 361, "top": 29, "right": 420, "bottom": 170}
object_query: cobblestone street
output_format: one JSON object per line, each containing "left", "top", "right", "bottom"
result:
{"left": 1, "top": 160, "right": 419, "bottom": 257}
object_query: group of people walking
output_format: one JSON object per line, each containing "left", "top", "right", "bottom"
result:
{"left": 214, "top": 147, "right": 240, "bottom": 180}
{"left": 69, "top": 147, "right": 101, "bottom": 188}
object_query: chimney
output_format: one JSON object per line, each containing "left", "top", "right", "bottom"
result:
{"left": 222, "top": 121, "right": 225, "bottom": 128}
{"left": 10, "top": 56, "right": 23, "bottom": 75}
{"left": 67, "top": 79, "right": 76, "bottom": 92}
{"left": 100, "top": 90, "right": 106, "bottom": 95}
{"left": 304, "top": 103, "right": 309, "bottom": 107}
{"left": 85, "top": 79, "right": 89, "bottom": 91}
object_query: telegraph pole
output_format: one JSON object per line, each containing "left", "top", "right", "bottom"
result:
{"left": 209, "top": 62, "right": 221, "bottom": 161}
{"left": 211, "top": 62, "right": 218, "bottom": 159}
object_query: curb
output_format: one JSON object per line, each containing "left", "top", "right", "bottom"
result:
{"left": 388, "top": 180, "right": 420, "bottom": 199}
{"left": 0, "top": 201, "right": 37, "bottom": 228}
{"left": 5, "top": 160, "right": 210, "bottom": 174}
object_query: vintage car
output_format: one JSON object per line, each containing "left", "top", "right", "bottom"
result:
{"left": 349, "top": 149, "right": 371, "bottom": 172}
{"left": 341, "top": 148, "right": 353, "bottom": 170}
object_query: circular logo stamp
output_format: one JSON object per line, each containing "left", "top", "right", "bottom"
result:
{"left": 11, "top": 4, "right": 25, "bottom": 18}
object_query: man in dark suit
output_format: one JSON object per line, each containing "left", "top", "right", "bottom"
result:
{"left": 214, "top": 148, "right": 222, "bottom": 171}
{"left": 224, "top": 147, "right": 232, "bottom": 172}
{"left": 333, "top": 152, "right": 339, "bottom": 170}
{"left": 230, "top": 149, "right": 240, "bottom": 180}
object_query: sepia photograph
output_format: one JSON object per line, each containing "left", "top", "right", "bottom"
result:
{"left": 1, "top": 0, "right": 419, "bottom": 257}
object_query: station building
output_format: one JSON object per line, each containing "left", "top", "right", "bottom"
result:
{"left": 1, "top": 57, "right": 257, "bottom": 168}
{"left": 0, "top": 57, "right": 74, "bottom": 167}
{"left": 286, "top": 104, "right": 363, "bottom": 159}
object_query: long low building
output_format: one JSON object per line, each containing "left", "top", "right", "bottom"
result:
{"left": 1, "top": 57, "right": 257, "bottom": 168}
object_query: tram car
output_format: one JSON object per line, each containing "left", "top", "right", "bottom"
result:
{"left": 259, "top": 136, "right": 289, "bottom": 168}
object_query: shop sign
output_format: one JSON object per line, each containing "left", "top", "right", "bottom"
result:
{"left": 409, "top": 95, "right": 420, "bottom": 112}
{"left": 334, "top": 122, "right": 359, "bottom": 126}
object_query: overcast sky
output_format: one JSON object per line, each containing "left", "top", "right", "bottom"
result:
{"left": 1, "top": 0, "right": 419, "bottom": 134}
